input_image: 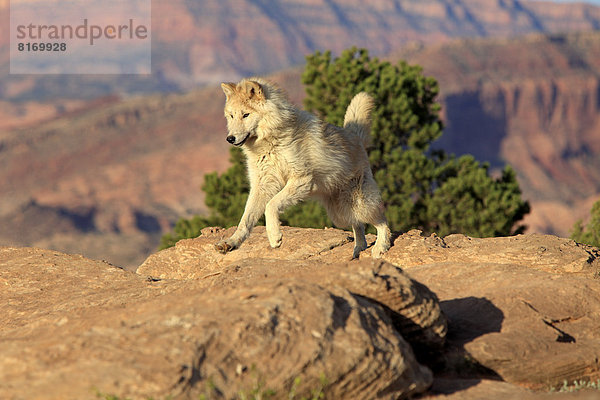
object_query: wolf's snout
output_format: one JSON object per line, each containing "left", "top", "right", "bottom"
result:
{"left": 226, "top": 135, "right": 236, "bottom": 144}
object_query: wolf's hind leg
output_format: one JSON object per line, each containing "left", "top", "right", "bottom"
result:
{"left": 264, "top": 177, "right": 312, "bottom": 248}
{"left": 357, "top": 201, "right": 391, "bottom": 258}
{"left": 364, "top": 197, "right": 391, "bottom": 258}
{"left": 371, "top": 220, "right": 391, "bottom": 258}
{"left": 353, "top": 172, "right": 391, "bottom": 258}
{"left": 352, "top": 223, "right": 368, "bottom": 259}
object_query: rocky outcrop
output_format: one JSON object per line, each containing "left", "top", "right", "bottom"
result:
{"left": 413, "top": 261, "right": 600, "bottom": 390}
{"left": 139, "top": 226, "right": 600, "bottom": 394}
{"left": 139, "top": 227, "right": 448, "bottom": 353}
{"left": 3, "top": 226, "right": 600, "bottom": 399}
{"left": 388, "top": 230, "right": 600, "bottom": 392}
{"left": 0, "top": 241, "right": 437, "bottom": 400}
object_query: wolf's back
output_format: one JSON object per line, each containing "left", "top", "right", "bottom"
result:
{"left": 343, "top": 92, "right": 374, "bottom": 148}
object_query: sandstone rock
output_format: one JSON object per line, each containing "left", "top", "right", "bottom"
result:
{"left": 5, "top": 225, "right": 600, "bottom": 399}
{"left": 408, "top": 261, "right": 600, "bottom": 390}
{"left": 139, "top": 226, "right": 600, "bottom": 393}
{"left": 373, "top": 230, "right": 600, "bottom": 391}
{"left": 378, "top": 232, "right": 600, "bottom": 397}
{"left": 383, "top": 229, "right": 600, "bottom": 276}
{"left": 0, "top": 246, "right": 432, "bottom": 400}
{"left": 424, "top": 378, "right": 600, "bottom": 399}
{"left": 137, "top": 226, "right": 354, "bottom": 278}
{"left": 138, "top": 226, "right": 448, "bottom": 351}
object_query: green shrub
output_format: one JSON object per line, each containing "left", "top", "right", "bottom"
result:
{"left": 571, "top": 199, "right": 600, "bottom": 248}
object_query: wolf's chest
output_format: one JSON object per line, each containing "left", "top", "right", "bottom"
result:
{"left": 255, "top": 150, "right": 277, "bottom": 168}
{"left": 250, "top": 150, "right": 292, "bottom": 182}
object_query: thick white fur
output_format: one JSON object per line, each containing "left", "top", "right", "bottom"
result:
{"left": 215, "top": 77, "right": 391, "bottom": 258}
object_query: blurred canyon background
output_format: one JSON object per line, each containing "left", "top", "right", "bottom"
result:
{"left": 2, "top": 0, "right": 600, "bottom": 268}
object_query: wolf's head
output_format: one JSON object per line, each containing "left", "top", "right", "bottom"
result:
{"left": 220, "top": 79, "right": 266, "bottom": 147}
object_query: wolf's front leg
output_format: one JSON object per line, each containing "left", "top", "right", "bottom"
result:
{"left": 264, "top": 178, "right": 312, "bottom": 248}
{"left": 215, "top": 189, "right": 267, "bottom": 253}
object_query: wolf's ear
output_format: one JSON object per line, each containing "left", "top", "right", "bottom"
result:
{"left": 240, "top": 80, "right": 265, "bottom": 101}
{"left": 221, "top": 82, "right": 236, "bottom": 100}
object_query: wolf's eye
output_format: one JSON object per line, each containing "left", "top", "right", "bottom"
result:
{"left": 229, "top": 114, "right": 233, "bottom": 119}
{"left": 242, "top": 113, "right": 250, "bottom": 119}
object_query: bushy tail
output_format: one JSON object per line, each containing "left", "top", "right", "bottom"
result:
{"left": 343, "top": 92, "right": 374, "bottom": 148}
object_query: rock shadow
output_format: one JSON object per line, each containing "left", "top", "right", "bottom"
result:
{"left": 424, "top": 296, "right": 505, "bottom": 396}
{"left": 441, "top": 296, "right": 504, "bottom": 346}
{"left": 330, "top": 294, "right": 353, "bottom": 330}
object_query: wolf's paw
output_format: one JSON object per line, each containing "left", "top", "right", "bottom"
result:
{"left": 352, "top": 243, "right": 367, "bottom": 259}
{"left": 352, "top": 241, "right": 367, "bottom": 260}
{"left": 215, "top": 240, "right": 236, "bottom": 254}
{"left": 268, "top": 231, "right": 283, "bottom": 249}
{"left": 371, "top": 244, "right": 389, "bottom": 259}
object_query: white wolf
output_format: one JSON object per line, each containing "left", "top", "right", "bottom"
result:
{"left": 215, "top": 78, "right": 391, "bottom": 258}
